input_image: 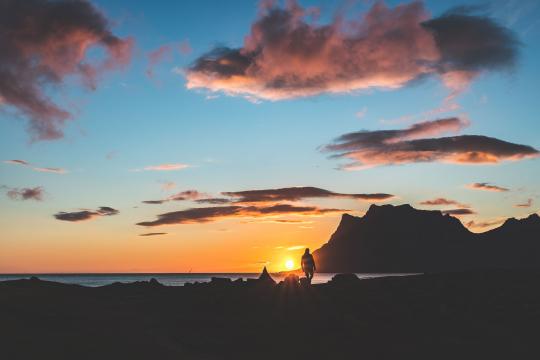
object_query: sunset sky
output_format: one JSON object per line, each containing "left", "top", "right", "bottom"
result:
{"left": 1, "top": 0, "right": 539, "bottom": 273}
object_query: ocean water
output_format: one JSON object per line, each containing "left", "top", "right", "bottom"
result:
{"left": 0, "top": 273, "right": 413, "bottom": 287}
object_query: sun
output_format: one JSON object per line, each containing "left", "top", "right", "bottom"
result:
{"left": 285, "top": 259, "right": 294, "bottom": 270}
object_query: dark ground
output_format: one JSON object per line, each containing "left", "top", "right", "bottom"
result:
{"left": 2, "top": 270, "right": 540, "bottom": 360}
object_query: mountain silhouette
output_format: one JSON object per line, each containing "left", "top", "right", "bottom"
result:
{"left": 313, "top": 204, "right": 540, "bottom": 273}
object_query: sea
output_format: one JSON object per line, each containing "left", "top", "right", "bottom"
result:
{"left": 0, "top": 273, "right": 413, "bottom": 287}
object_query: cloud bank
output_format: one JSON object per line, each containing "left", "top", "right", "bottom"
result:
{"left": 137, "top": 204, "right": 346, "bottom": 227}
{"left": 186, "top": 1, "right": 519, "bottom": 101}
{"left": 322, "top": 117, "right": 538, "bottom": 169}
{"left": 223, "top": 186, "right": 394, "bottom": 203}
{"left": 143, "top": 186, "right": 394, "bottom": 205}
{"left": 0, "top": 0, "right": 133, "bottom": 140}
{"left": 54, "top": 206, "right": 119, "bottom": 222}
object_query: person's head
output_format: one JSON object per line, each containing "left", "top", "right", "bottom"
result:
{"left": 304, "top": 248, "right": 310, "bottom": 254}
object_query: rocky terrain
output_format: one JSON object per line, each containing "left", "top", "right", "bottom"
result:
{"left": 2, "top": 269, "right": 540, "bottom": 359}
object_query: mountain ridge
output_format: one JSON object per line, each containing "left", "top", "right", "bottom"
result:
{"left": 313, "top": 204, "right": 540, "bottom": 273}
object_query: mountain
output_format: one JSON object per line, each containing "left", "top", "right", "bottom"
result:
{"left": 313, "top": 204, "right": 540, "bottom": 273}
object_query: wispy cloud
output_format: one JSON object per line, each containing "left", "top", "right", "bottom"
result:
{"left": 4, "top": 186, "right": 44, "bottom": 201}
{"left": 139, "top": 232, "right": 168, "bottom": 237}
{"left": 515, "top": 198, "right": 533, "bottom": 208}
{"left": 466, "top": 219, "right": 505, "bottom": 230}
{"left": 54, "top": 207, "right": 119, "bottom": 222}
{"left": 133, "top": 163, "right": 190, "bottom": 172}
{"left": 420, "top": 197, "right": 469, "bottom": 208}
{"left": 286, "top": 245, "right": 307, "bottom": 251}
{"left": 467, "top": 182, "right": 509, "bottom": 192}
{"left": 3, "top": 159, "right": 67, "bottom": 174}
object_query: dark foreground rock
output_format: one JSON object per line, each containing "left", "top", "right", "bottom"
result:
{"left": 2, "top": 270, "right": 540, "bottom": 359}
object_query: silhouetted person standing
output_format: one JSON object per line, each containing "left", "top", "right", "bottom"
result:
{"left": 301, "top": 248, "right": 316, "bottom": 283}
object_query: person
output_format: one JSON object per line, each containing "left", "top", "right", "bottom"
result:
{"left": 301, "top": 248, "right": 316, "bottom": 283}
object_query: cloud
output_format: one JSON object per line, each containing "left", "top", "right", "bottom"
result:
{"left": 420, "top": 197, "right": 469, "bottom": 208}
{"left": 3, "top": 159, "right": 29, "bottom": 166}
{"left": 441, "top": 208, "right": 475, "bottom": 216}
{"left": 139, "top": 232, "right": 168, "bottom": 237}
{"left": 515, "top": 198, "right": 533, "bottom": 208}
{"left": 142, "top": 190, "right": 210, "bottom": 205}
{"left": 32, "top": 167, "right": 67, "bottom": 174}
{"left": 3, "top": 159, "right": 68, "bottom": 174}
{"left": 146, "top": 45, "right": 174, "bottom": 78}
{"left": 168, "top": 190, "right": 207, "bottom": 201}
{"left": 222, "top": 186, "right": 394, "bottom": 203}
{"left": 356, "top": 107, "right": 368, "bottom": 120}
{"left": 323, "top": 117, "right": 538, "bottom": 169}
{"left": 136, "top": 203, "right": 346, "bottom": 227}
{"left": 0, "top": 0, "right": 133, "bottom": 141}
{"left": 5, "top": 186, "right": 44, "bottom": 201}
{"left": 466, "top": 182, "right": 509, "bottom": 192}
{"left": 134, "top": 163, "right": 190, "bottom": 172}
{"left": 54, "top": 206, "right": 119, "bottom": 222}
{"left": 179, "top": 40, "right": 192, "bottom": 55}
{"left": 185, "top": 1, "right": 519, "bottom": 101}
{"left": 466, "top": 219, "right": 505, "bottom": 230}
{"left": 194, "top": 198, "right": 232, "bottom": 205}
{"left": 142, "top": 186, "right": 392, "bottom": 206}
{"left": 142, "top": 200, "right": 167, "bottom": 205}
{"left": 286, "top": 245, "right": 307, "bottom": 251}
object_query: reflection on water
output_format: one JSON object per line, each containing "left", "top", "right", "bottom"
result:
{"left": 0, "top": 273, "right": 415, "bottom": 287}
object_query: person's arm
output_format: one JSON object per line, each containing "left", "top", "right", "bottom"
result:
{"left": 312, "top": 256, "right": 316, "bottom": 271}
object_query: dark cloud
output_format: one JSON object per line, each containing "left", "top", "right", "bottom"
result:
{"left": 467, "top": 182, "right": 509, "bottom": 192}
{"left": 223, "top": 186, "right": 394, "bottom": 203}
{"left": 142, "top": 200, "right": 167, "bottom": 205}
{"left": 195, "top": 198, "right": 232, "bottom": 205}
{"left": 442, "top": 208, "right": 476, "bottom": 216}
{"left": 5, "top": 186, "right": 44, "bottom": 201}
{"left": 137, "top": 203, "right": 346, "bottom": 227}
{"left": 323, "top": 118, "right": 538, "bottom": 169}
{"left": 0, "top": 0, "right": 133, "bottom": 140}
{"left": 139, "top": 232, "right": 168, "bottom": 237}
{"left": 185, "top": 1, "right": 519, "bottom": 101}
{"left": 422, "top": 7, "right": 519, "bottom": 73}
{"left": 420, "top": 197, "right": 469, "bottom": 208}
{"left": 54, "top": 206, "right": 119, "bottom": 222}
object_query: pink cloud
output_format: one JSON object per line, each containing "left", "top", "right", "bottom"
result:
{"left": 141, "top": 164, "right": 190, "bottom": 171}
{"left": 186, "top": 1, "right": 518, "bottom": 101}
{"left": 0, "top": 0, "right": 133, "bottom": 141}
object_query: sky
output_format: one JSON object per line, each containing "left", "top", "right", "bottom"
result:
{"left": 0, "top": 0, "right": 539, "bottom": 273}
